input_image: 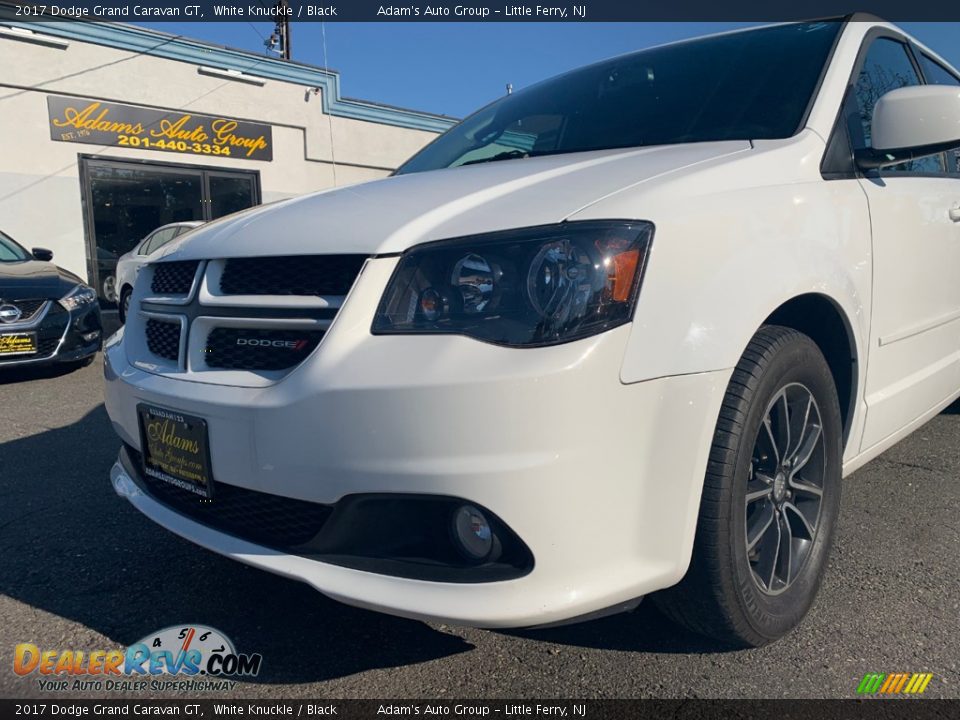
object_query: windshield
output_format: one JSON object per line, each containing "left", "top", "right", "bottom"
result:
{"left": 0, "top": 231, "right": 30, "bottom": 262}
{"left": 397, "top": 21, "right": 841, "bottom": 175}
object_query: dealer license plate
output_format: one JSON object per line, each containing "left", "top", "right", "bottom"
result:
{"left": 0, "top": 332, "right": 37, "bottom": 356}
{"left": 137, "top": 404, "right": 213, "bottom": 498}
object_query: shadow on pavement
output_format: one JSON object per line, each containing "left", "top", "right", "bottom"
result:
{"left": 942, "top": 397, "right": 960, "bottom": 414}
{"left": 0, "top": 361, "right": 87, "bottom": 385}
{"left": 0, "top": 405, "right": 472, "bottom": 684}
{"left": 503, "top": 602, "right": 738, "bottom": 655}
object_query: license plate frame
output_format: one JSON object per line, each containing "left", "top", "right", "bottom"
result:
{"left": 0, "top": 332, "right": 38, "bottom": 356}
{"left": 137, "top": 404, "right": 214, "bottom": 499}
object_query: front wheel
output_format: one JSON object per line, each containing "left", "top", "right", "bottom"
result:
{"left": 102, "top": 275, "right": 117, "bottom": 304}
{"left": 653, "top": 325, "right": 842, "bottom": 647}
{"left": 119, "top": 287, "right": 132, "bottom": 324}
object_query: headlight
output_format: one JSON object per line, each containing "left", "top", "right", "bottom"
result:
{"left": 372, "top": 221, "right": 654, "bottom": 347}
{"left": 59, "top": 285, "right": 97, "bottom": 312}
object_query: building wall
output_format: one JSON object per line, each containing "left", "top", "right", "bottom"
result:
{"left": 0, "top": 25, "right": 448, "bottom": 279}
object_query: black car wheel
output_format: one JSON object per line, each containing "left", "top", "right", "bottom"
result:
{"left": 653, "top": 325, "right": 842, "bottom": 647}
{"left": 102, "top": 274, "right": 117, "bottom": 304}
{"left": 119, "top": 287, "right": 132, "bottom": 324}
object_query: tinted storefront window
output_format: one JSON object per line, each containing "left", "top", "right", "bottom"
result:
{"left": 83, "top": 159, "right": 259, "bottom": 306}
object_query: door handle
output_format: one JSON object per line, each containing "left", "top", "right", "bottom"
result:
{"left": 950, "top": 207, "right": 960, "bottom": 223}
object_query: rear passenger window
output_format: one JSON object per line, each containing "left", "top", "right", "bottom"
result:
{"left": 919, "top": 54, "right": 960, "bottom": 173}
{"left": 854, "top": 39, "right": 944, "bottom": 174}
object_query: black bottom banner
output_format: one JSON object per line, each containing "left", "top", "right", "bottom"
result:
{"left": 1, "top": 700, "right": 958, "bottom": 720}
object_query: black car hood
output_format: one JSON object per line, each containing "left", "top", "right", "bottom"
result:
{"left": 0, "top": 260, "right": 83, "bottom": 300}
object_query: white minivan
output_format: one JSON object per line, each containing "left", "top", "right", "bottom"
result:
{"left": 104, "top": 17, "right": 960, "bottom": 647}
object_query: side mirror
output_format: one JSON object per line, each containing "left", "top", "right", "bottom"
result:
{"left": 856, "top": 85, "right": 960, "bottom": 169}
{"left": 32, "top": 247, "right": 54, "bottom": 262}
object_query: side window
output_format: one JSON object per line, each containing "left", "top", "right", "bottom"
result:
{"left": 919, "top": 54, "right": 960, "bottom": 173}
{"left": 854, "top": 38, "right": 944, "bottom": 174}
{"left": 919, "top": 53, "right": 960, "bottom": 86}
{"left": 152, "top": 227, "right": 178, "bottom": 252}
{"left": 142, "top": 227, "right": 176, "bottom": 255}
{"left": 138, "top": 232, "right": 158, "bottom": 255}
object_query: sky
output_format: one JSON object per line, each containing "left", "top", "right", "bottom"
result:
{"left": 134, "top": 22, "right": 960, "bottom": 119}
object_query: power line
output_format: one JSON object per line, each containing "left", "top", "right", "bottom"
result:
{"left": 246, "top": 22, "right": 267, "bottom": 44}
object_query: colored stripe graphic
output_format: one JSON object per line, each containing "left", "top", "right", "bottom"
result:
{"left": 857, "top": 673, "right": 886, "bottom": 694}
{"left": 857, "top": 673, "right": 933, "bottom": 695}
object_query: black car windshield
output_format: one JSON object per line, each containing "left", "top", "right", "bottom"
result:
{"left": 0, "top": 231, "right": 30, "bottom": 262}
{"left": 396, "top": 21, "right": 841, "bottom": 175}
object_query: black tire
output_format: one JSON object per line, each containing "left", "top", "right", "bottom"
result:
{"left": 119, "top": 287, "right": 132, "bottom": 324}
{"left": 653, "top": 325, "right": 842, "bottom": 647}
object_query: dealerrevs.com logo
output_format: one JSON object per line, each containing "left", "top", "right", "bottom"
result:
{"left": 13, "top": 625, "right": 262, "bottom": 693}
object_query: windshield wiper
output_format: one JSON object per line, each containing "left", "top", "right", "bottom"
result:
{"left": 460, "top": 149, "right": 532, "bottom": 166}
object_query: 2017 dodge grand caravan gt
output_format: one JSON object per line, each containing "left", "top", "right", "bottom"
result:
{"left": 104, "top": 18, "right": 960, "bottom": 647}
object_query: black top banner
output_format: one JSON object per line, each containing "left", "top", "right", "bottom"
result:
{"left": 2, "top": 1, "right": 960, "bottom": 22}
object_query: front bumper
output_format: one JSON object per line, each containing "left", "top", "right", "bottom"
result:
{"left": 105, "top": 257, "right": 730, "bottom": 627}
{"left": 107, "top": 355, "right": 729, "bottom": 625}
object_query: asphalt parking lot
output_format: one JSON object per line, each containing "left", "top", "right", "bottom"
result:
{"left": 1, "top": 338, "right": 958, "bottom": 699}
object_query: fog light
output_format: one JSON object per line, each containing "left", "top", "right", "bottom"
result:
{"left": 110, "top": 462, "right": 141, "bottom": 499}
{"left": 82, "top": 330, "right": 101, "bottom": 342}
{"left": 452, "top": 504, "right": 495, "bottom": 562}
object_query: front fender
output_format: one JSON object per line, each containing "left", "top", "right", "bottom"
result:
{"left": 618, "top": 180, "right": 871, "bottom": 385}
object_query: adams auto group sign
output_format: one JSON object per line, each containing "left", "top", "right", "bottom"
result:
{"left": 47, "top": 95, "right": 273, "bottom": 161}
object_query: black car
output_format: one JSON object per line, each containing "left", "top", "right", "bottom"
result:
{"left": 0, "top": 229, "right": 102, "bottom": 370}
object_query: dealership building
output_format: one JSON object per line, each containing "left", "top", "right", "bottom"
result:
{"left": 0, "top": 12, "right": 455, "bottom": 303}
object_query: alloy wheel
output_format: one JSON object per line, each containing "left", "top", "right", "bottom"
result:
{"left": 745, "top": 382, "right": 826, "bottom": 595}
{"left": 102, "top": 275, "right": 117, "bottom": 304}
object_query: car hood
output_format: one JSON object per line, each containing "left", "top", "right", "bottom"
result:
{"left": 158, "top": 141, "right": 751, "bottom": 260}
{"left": 0, "top": 260, "right": 83, "bottom": 300}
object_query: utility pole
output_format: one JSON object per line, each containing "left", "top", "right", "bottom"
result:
{"left": 274, "top": 0, "right": 291, "bottom": 60}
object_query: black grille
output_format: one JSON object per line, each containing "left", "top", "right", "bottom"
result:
{"left": 36, "top": 336, "right": 61, "bottom": 356}
{"left": 145, "top": 318, "right": 181, "bottom": 361}
{"left": 220, "top": 255, "right": 366, "bottom": 296}
{"left": 126, "top": 445, "right": 333, "bottom": 548}
{"left": 8, "top": 299, "right": 47, "bottom": 321}
{"left": 37, "top": 303, "right": 67, "bottom": 340}
{"left": 151, "top": 261, "right": 199, "bottom": 295}
{"left": 204, "top": 327, "right": 323, "bottom": 371}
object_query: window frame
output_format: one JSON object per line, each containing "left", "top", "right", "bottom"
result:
{"left": 821, "top": 27, "right": 960, "bottom": 180}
